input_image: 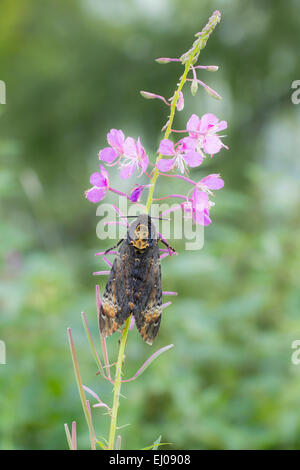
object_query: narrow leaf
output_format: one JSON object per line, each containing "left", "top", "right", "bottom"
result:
{"left": 67, "top": 328, "right": 96, "bottom": 450}
{"left": 64, "top": 423, "right": 73, "bottom": 450}
{"left": 81, "top": 312, "right": 105, "bottom": 377}
{"left": 122, "top": 344, "right": 174, "bottom": 383}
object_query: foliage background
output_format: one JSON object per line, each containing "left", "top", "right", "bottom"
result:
{"left": 1, "top": 0, "right": 300, "bottom": 450}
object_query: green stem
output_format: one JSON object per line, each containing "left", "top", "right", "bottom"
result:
{"left": 107, "top": 316, "right": 131, "bottom": 450}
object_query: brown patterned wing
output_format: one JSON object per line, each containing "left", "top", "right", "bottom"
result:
{"left": 99, "top": 242, "right": 132, "bottom": 337}
{"left": 133, "top": 244, "right": 162, "bottom": 345}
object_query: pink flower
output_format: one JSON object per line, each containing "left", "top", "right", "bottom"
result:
{"left": 197, "top": 173, "right": 224, "bottom": 192}
{"left": 156, "top": 138, "right": 203, "bottom": 173}
{"left": 85, "top": 165, "right": 109, "bottom": 203}
{"left": 186, "top": 113, "right": 227, "bottom": 156}
{"left": 99, "top": 129, "right": 149, "bottom": 180}
{"left": 161, "top": 173, "right": 224, "bottom": 225}
{"left": 187, "top": 174, "right": 223, "bottom": 224}
{"left": 119, "top": 137, "right": 149, "bottom": 179}
{"left": 191, "top": 188, "right": 212, "bottom": 226}
{"left": 188, "top": 174, "right": 224, "bottom": 225}
{"left": 179, "top": 175, "right": 224, "bottom": 225}
{"left": 99, "top": 129, "right": 125, "bottom": 164}
{"left": 178, "top": 192, "right": 210, "bottom": 225}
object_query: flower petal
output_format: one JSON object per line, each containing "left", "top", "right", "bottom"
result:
{"left": 120, "top": 163, "right": 136, "bottom": 179}
{"left": 136, "top": 137, "right": 145, "bottom": 158}
{"left": 192, "top": 188, "right": 209, "bottom": 210}
{"left": 200, "top": 174, "right": 224, "bottom": 190}
{"left": 99, "top": 164, "right": 109, "bottom": 183}
{"left": 203, "top": 135, "right": 223, "bottom": 155}
{"left": 200, "top": 113, "right": 219, "bottom": 132}
{"left": 191, "top": 189, "right": 211, "bottom": 225}
{"left": 216, "top": 120, "right": 227, "bottom": 132}
{"left": 99, "top": 147, "right": 118, "bottom": 163}
{"left": 192, "top": 207, "right": 212, "bottom": 226}
{"left": 139, "top": 153, "right": 149, "bottom": 173}
{"left": 123, "top": 137, "right": 137, "bottom": 157}
{"left": 158, "top": 139, "right": 175, "bottom": 156}
{"left": 156, "top": 157, "right": 176, "bottom": 172}
{"left": 90, "top": 172, "right": 106, "bottom": 187}
{"left": 186, "top": 114, "right": 201, "bottom": 133}
{"left": 107, "top": 129, "right": 125, "bottom": 151}
{"left": 179, "top": 137, "right": 197, "bottom": 151}
{"left": 85, "top": 186, "right": 106, "bottom": 203}
{"left": 192, "top": 209, "right": 204, "bottom": 225}
{"left": 183, "top": 150, "right": 203, "bottom": 168}
{"left": 203, "top": 209, "right": 212, "bottom": 226}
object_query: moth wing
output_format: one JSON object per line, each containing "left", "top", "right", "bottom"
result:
{"left": 133, "top": 247, "right": 162, "bottom": 345}
{"left": 99, "top": 243, "right": 131, "bottom": 337}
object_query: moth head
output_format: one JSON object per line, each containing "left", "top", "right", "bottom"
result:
{"left": 127, "top": 214, "right": 157, "bottom": 251}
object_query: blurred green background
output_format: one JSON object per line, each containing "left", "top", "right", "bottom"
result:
{"left": 1, "top": 0, "right": 300, "bottom": 450}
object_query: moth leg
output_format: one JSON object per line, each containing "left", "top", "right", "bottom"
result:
{"left": 104, "top": 238, "right": 124, "bottom": 254}
{"left": 158, "top": 237, "right": 176, "bottom": 253}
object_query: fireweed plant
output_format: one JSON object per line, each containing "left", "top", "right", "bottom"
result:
{"left": 65, "top": 11, "right": 228, "bottom": 450}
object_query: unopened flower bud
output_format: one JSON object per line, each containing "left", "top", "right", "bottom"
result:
{"left": 191, "top": 79, "right": 198, "bottom": 96}
{"left": 130, "top": 185, "right": 144, "bottom": 202}
{"left": 207, "top": 65, "right": 219, "bottom": 72}
{"left": 204, "top": 86, "right": 222, "bottom": 100}
{"left": 140, "top": 91, "right": 169, "bottom": 106}
{"left": 140, "top": 91, "right": 156, "bottom": 99}
{"left": 155, "top": 57, "right": 176, "bottom": 64}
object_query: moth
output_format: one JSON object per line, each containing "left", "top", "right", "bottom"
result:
{"left": 99, "top": 214, "right": 174, "bottom": 345}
